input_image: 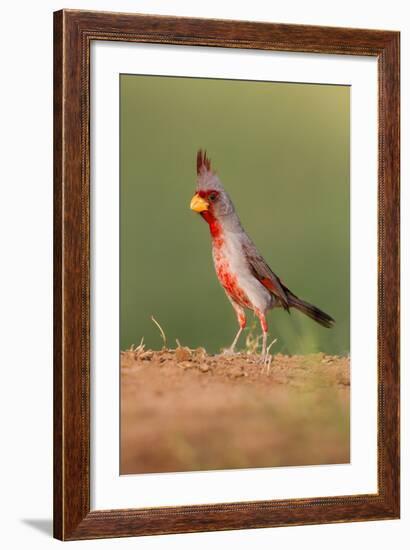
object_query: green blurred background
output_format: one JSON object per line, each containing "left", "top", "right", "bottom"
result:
{"left": 120, "top": 75, "right": 350, "bottom": 355}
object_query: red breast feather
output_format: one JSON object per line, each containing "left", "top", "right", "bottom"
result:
{"left": 215, "top": 255, "right": 252, "bottom": 309}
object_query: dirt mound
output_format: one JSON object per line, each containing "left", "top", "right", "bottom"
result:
{"left": 121, "top": 347, "right": 349, "bottom": 474}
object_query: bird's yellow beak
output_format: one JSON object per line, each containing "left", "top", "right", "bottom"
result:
{"left": 190, "top": 193, "right": 209, "bottom": 213}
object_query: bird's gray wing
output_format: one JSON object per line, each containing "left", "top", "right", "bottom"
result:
{"left": 242, "top": 240, "right": 290, "bottom": 310}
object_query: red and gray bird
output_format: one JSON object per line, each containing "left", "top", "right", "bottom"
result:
{"left": 190, "top": 150, "right": 335, "bottom": 359}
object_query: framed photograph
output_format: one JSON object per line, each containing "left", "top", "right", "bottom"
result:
{"left": 54, "top": 9, "right": 400, "bottom": 540}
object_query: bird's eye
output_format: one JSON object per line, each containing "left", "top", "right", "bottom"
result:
{"left": 209, "top": 192, "right": 217, "bottom": 202}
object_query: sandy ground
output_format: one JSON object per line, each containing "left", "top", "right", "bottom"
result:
{"left": 120, "top": 346, "right": 350, "bottom": 474}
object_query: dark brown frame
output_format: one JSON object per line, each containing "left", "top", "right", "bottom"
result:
{"left": 54, "top": 9, "right": 400, "bottom": 541}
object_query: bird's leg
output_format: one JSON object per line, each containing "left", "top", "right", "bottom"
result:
{"left": 225, "top": 303, "right": 246, "bottom": 354}
{"left": 262, "top": 330, "right": 267, "bottom": 357}
{"left": 257, "top": 311, "right": 269, "bottom": 363}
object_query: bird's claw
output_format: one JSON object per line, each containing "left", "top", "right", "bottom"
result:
{"left": 258, "top": 352, "right": 269, "bottom": 364}
{"left": 257, "top": 352, "right": 272, "bottom": 373}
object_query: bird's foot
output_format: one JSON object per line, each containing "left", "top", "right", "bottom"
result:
{"left": 258, "top": 352, "right": 269, "bottom": 365}
{"left": 258, "top": 352, "right": 272, "bottom": 373}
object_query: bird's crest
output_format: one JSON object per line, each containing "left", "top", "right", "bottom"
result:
{"left": 196, "top": 149, "right": 224, "bottom": 192}
{"left": 197, "top": 150, "right": 212, "bottom": 175}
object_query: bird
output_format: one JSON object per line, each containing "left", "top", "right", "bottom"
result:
{"left": 190, "top": 150, "right": 335, "bottom": 360}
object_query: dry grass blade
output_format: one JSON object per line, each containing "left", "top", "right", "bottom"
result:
{"left": 151, "top": 315, "right": 167, "bottom": 349}
{"left": 244, "top": 321, "right": 262, "bottom": 355}
{"left": 264, "top": 338, "right": 277, "bottom": 374}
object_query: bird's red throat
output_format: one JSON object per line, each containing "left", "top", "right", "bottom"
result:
{"left": 200, "top": 210, "right": 223, "bottom": 242}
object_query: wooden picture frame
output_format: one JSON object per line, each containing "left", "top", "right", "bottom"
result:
{"left": 53, "top": 9, "right": 400, "bottom": 540}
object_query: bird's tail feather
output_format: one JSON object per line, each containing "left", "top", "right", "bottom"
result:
{"left": 288, "top": 294, "right": 335, "bottom": 328}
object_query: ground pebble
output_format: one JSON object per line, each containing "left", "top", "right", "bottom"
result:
{"left": 179, "top": 361, "right": 194, "bottom": 369}
{"left": 175, "top": 347, "right": 192, "bottom": 362}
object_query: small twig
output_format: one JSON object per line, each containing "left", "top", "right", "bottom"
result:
{"left": 135, "top": 336, "right": 145, "bottom": 352}
{"left": 176, "top": 338, "right": 182, "bottom": 349}
{"left": 263, "top": 338, "right": 277, "bottom": 374}
{"left": 266, "top": 338, "right": 277, "bottom": 355}
{"left": 151, "top": 315, "right": 167, "bottom": 349}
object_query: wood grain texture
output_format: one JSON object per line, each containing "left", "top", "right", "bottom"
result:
{"left": 53, "top": 10, "right": 63, "bottom": 540}
{"left": 53, "top": 9, "right": 400, "bottom": 541}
